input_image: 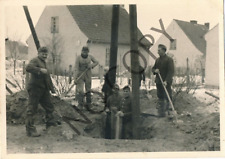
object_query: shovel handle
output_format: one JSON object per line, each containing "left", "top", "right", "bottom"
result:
{"left": 115, "top": 114, "right": 121, "bottom": 139}
{"left": 76, "top": 68, "right": 89, "bottom": 82}
{"left": 64, "top": 68, "right": 89, "bottom": 96}
{"left": 157, "top": 73, "right": 175, "bottom": 112}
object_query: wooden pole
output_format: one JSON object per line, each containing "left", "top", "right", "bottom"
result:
{"left": 129, "top": 5, "right": 140, "bottom": 139}
{"left": 23, "top": 6, "right": 40, "bottom": 89}
{"left": 108, "top": 5, "right": 120, "bottom": 90}
{"left": 23, "top": 6, "right": 40, "bottom": 50}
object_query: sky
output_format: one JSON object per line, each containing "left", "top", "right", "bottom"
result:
{"left": 3, "top": 0, "right": 222, "bottom": 45}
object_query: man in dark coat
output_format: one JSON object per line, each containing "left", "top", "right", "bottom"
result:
{"left": 152, "top": 44, "right": 174, "bottom": 117}
{"left": 25, "top": 46, "right": 57, "bottom": 137}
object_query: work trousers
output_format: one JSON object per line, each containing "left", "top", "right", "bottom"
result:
{"left": 110, "top": 111, "right": 116, "bottom": 139}
{"left": 26, "top": 86, "right": 55, "bottom": 132}
{"left": 122, "top": 118, "right": 132, "bottom": 139}
{"left": 76, "top": 73, "right": 92, "bottom": 106}
{"left": 156, "top": 83, "right": 172, "bottom": 117}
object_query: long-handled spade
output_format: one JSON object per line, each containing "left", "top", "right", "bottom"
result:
{"left": 157, "top": 72, "right": 183, "bottom": 124}
{"left": 61, "top": 68, "right": 89, "bottom": 97}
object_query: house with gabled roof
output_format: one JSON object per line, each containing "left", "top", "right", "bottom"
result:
{"left": 27, "top": 5, "right": 150, "bottom": 75}
{"left": 150, "top": 19, "right": 210, "bottom": 75}
{"left": 204, "top": 24, "right": 219, "bottom": 88}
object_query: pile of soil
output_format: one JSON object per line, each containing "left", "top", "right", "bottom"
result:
{"left": 6, "top": 90, "right": 84, "bottom": 125}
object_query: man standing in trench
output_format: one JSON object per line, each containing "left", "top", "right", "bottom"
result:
{"left": 152, "top": 44, "right": 174, "bottom": 117}
{"left": 74, "top": 46, "right": 99, "bottom": 110}
{"left": 25, "top": 46, "right": 57, "bottom": 137}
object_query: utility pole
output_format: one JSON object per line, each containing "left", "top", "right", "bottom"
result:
{"left": 108, "top": 5, "right": 120, "bottom": 89}
{"left": 129, "top": 5, "right": 140, "bottom": 139}
{"left": 23, "top": 6, "right": 40, "bottom": 50}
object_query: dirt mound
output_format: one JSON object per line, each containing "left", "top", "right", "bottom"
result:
{"left": 6, "top": 90, "right": 83, "bottom": 125}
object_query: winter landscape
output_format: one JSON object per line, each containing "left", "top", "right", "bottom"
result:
{"left": 1, "top": 1, "right": 223, "bottom": 158}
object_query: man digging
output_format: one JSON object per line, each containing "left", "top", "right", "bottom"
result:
{"left": 152, "top": 44, "right": 174, "bottom": 118}
{"left": 25, "top": 46, "right": 58, "bottom": 137}
{"left": 74, "top": 46, "right": 99, "bottom": 110}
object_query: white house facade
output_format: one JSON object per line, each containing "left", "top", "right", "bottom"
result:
{"left": 204, "top": 24, "right": 219, "bottom": 87}
{"left": 27, "top": 5, "right": 150, "bottom": 76}
{"left": 150, "top": 20, "right": 209, "bottom": 75}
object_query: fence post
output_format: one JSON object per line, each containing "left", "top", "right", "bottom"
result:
{"left": 186, "top": 58, "right": 190, "bottom": 86}
{"left": 69, "top": 65, "right": 72, "bottom": 84}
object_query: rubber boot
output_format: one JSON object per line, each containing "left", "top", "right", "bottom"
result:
{"left": 76, "top": 93, "right": 84, "bottom": 110}
{"left": 46, "top": 113, "right": 58, "bottom": 130}
{"left": 166, "top": 101, "right": 174, "bottom": 119}
{"left": 158, "top": 99, "right": 166, "bottom": 117}
{"left": 25, "top": 115, "right": 41, "bottom": 137}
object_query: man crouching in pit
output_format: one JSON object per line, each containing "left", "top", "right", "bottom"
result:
{"left": 120, "top": 85, "right": 133, "bottom": 139}
{"left": 106, "top": 84, "right": 133, "bottom": 139}
{"left": 106, "top": 84, "right": 122, "bottom": 139}
{"left": 25, "top": 47, "right": 58, "bottom": 137}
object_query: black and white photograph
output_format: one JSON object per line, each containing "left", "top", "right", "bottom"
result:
{"left": 0, "top": 0, "right": 224, "bottom": 158}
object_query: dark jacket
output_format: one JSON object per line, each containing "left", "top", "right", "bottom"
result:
{"left": 121, "top": 94, "right": 132, "bottom": 122}
{"left": 152, "top": 54, "right": 174, "bottom": 84}
{"left": 26, "top": 57, "right": 54, "bottom": 92}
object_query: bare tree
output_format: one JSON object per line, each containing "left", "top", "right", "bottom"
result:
{"left": 5, "top": 39, "right": 27, "bottom": 75}
{"left": 41, "top": 33, "right": 64, "bottom": 75}
{"left": 194, "top": 54, "right": 205, "bottom": 83}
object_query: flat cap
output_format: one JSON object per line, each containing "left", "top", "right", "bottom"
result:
{"left": 38, "top": 47, "right": 48, "bottom": 53}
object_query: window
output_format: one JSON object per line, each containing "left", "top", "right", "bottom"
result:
{"left": 170, "top": 39, "right": 176, "bottom": 50}
{"left": 105, "top": 48, "right": 110, "bottom": 66}
{"left": 51, "top": 17, "right": 59, "bottom": 33}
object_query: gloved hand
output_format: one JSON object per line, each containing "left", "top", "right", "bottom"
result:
{"left": 154, "top": 69, "right": 160, "bottom": 74}
{"left": 163, "top": 81, "right": 167, "bottom": 87}
{"left": 116, "top": 111, "right": 124, "bottom": 117}
{"left": 40, "top": 68, "right": 48, "bottom": 74}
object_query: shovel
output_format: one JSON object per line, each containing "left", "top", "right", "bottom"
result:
{"left": 157, "top": 73, "right": 183, "bottom": 124}
{"left": 61, "top": 68, "right": 89, "bottom": 97}
{"left": 115, "top": 112, "right": 122, "bottom": 139}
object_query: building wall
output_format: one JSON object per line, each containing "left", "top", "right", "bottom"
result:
{"left": 88, "top": 43, "right": 150, "bottom": 76}
{"left": 150, "top": 20, "right": 203, "bottom": 72}
{"left": 27, "top": 6, "right": 150, "bottom": 77}
{"left": 204, "top": 25, "right": 219, "bottom": 87}
{"left": 27, "top": 6, "right": 88, "bottom": 73}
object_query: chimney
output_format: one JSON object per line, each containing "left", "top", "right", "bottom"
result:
{"left": 120, "top": 4, "right": 125, "bottom": 8}
{"left": 204, "top": 23, "right": 210, "bottom": 29}
{"left": 190, "top": 20, "right": 197, "bottom": 24}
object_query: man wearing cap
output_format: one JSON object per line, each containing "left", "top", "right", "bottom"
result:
{"left": 152, "top": 44, "right": 174, "bottom": 117}
{"left": 106, "top": 84, "right": 122, "bottom": 139}
{"left": 25, "top": 46, "right": 57, "bottom": 137}
{"left": 74, "top": 46, "right": 99, "bottom": 110}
